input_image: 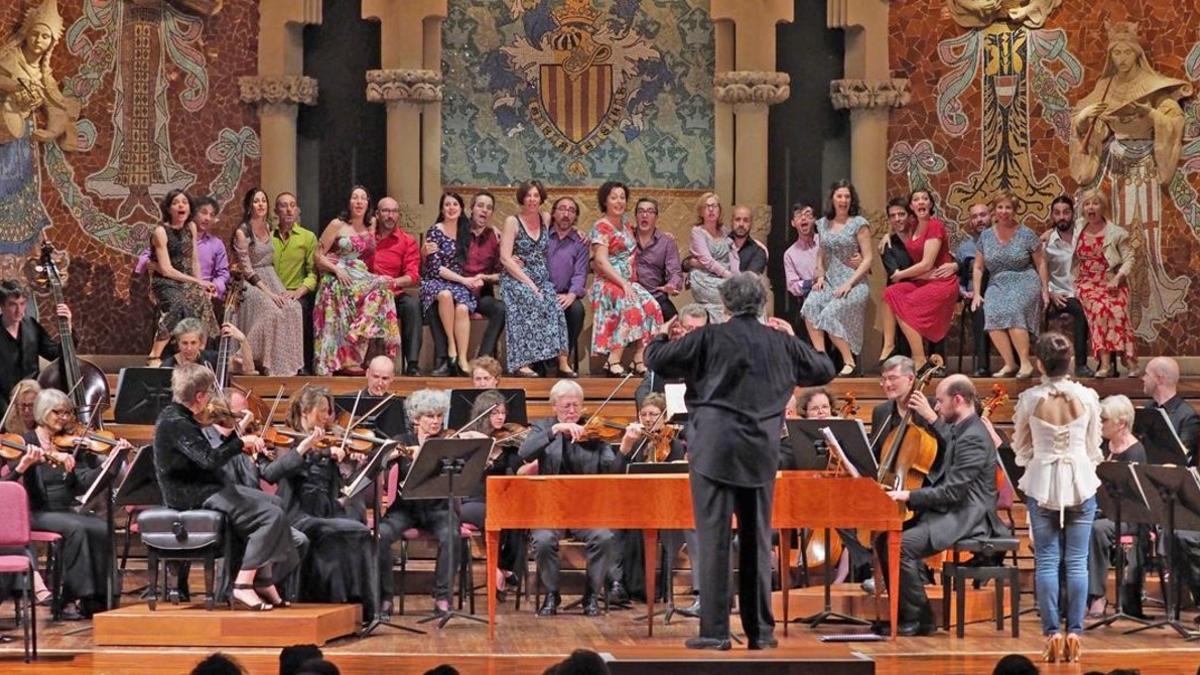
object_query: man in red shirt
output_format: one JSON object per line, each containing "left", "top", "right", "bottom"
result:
{"left": 366, "top": 196, "right": 423, "bottom": 375}
{"left": 427, "top": 192, "right": 505, "bottom": 375}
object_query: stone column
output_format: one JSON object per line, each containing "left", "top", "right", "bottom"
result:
{"left": 242, "top": 0, "right": 323, "bottom": 200}
{"left": 362, "top": 0, "right": 447, "bottom": 225}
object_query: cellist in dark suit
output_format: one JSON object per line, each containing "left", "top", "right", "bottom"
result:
{"left": 874, "top": 374, "right": 1008, "bottom": 635}
{"left": 645, "top": 272, "right": 835, "bottom": 651}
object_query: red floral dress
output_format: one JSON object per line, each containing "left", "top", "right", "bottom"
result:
{"left": 588, "top": 217, "right": 664, "bottom": 355}
{"left": 1075, "top": 230, "right": 1134, "bottom": 359}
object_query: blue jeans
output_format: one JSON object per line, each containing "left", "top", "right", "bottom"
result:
{"left": 1027, "top": 495, "right": 1097, "bottom": 635}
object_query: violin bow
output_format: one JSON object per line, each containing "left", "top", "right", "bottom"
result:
{"left": 449, "top": 403, "right": 499, "bottom": 439}
{"left": 0, "top": 394, "right": 17, "bottom": 434}
{"left": 587, "top": 372, "right": 634, "bottom": 421}
{"left": 347, "top": 393, "right": 395, "bottom": 429}
{"left": 630, "top": 411, "right": 670, "bottom": 463}
{"left": 337, "top": 390, "right": 363, "bottom": 454}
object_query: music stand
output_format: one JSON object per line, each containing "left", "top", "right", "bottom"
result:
{"left": 1128, "top": 464, "right": 1200, "bottom": 638}
{"left": 1134, "top": 409, "right": 1190, "bottom": 466}
{"left": 113, "top": 368, "right": 175, "bottom": 424}
{"left": 787, "top": 419, "right": 877, "bottom": 476}
{"left": 447, "top": 389, "right": 527, "bottom": 428}
{"left": 334, "top": 395, "right": 408, "bottom": 438}
{"left": 345, "top": 439, "right": 425, "bottom": 637}
{"left": 401, "top": 437, "right": 492, "bottom": 628}
{"left": 1087, "top": 461, "right": 1156, "bottom": 630}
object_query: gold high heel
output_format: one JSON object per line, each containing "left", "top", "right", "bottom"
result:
{"left": 1041, "top": 633, "right": 1064, "bottom": 663}
{"left": 1064, "top": 633, "right": 1081, "bottom": 663}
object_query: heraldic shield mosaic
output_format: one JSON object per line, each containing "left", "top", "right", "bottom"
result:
{"left": 442, "top": 0, "right": 714, "bottom": 188}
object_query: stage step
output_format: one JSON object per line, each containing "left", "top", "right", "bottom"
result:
{"left": 93, "top": 602, "right": 361, "bottom": 647}
{"left": 773, "top": 582, "right": 1013, "bottom": 628}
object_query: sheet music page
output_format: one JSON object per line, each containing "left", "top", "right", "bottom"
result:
{"left": 664, "top": 383, "right": 687, "bottom": 418}
{"left": 1130, "top": 464, "right": 1151, "bottom": 509}
{"left": 820, "top": 427, "right": 861, "bottom": 478}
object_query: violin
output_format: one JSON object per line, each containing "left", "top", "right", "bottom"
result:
{"left": 52, "top": 426, "right": 121, "bottom": 454}
{"left": 982, "top": 384, "right": 1015, "bottom": 509}
{"left": 578, "top": 415, "right": 629, "bottom": 443}
{"left": 878, "top": 354, "right": 944, "bottom": 522}
{"left": 269, "top": 425, "right": 386, "bottom": 455}
{"left": 492, "top": 422, "right": 531, "bottom": 449}
{"left": 195, "top": 399, "right": 247, "bottom": 429}
{"left": 0, "top": 433, "right": 66, "bottom": 469}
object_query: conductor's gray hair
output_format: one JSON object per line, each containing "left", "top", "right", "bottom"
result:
{"left": 719, "top": 272, "right": 766, "bottom": 317}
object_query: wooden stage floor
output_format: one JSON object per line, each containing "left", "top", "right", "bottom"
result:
{"left": 5, "top": 600, "right": 1200, "bottom": 674}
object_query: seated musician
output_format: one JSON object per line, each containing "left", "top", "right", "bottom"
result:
{"left": 870, "top": 355, "right": 939, "bottom": 450}
{"left": 153, "top": 363, "right": 297, "bottom": 612}
{"left": 874, "top": 374, "right": 1007, "bottom": 636}
{"left": 460, "top": 389, "right": 526, "bottom": 599}
{"left": 622, "top": 392, "right": 701, "bottom": 615}
{"left": 469, "top": 356, "right": 502, "bottom": 389}
{"left": 363, "top": 355, "right": 395, "bottom": 396}
{"left": 161, "top": 317, "right": 254, "bottom": 374}
{"left": 258, "top": 387, "right": 374, "bottom": 616}
{"left": 5, "top": 388, "right": 129, "bottom": 619}
{"left": 6, "top": 379, "right": 41, "bottom": 434}
{"left": 1141, "top": 356, "right": 1199, "bottom": 462}
{"left": 519, "top": 379, "right": 635, "bottom": 616}
{"left": 377, "top": 389, "right": 459, "bottom": 618}
{"left": 0, "top": 281, "right": 70, "bottom": 411}
{"left": 1088, "top": 394, "right": 1147, "bottom": 619}
{"left": 634, "top": 303, "right": 707, "bottom": 407}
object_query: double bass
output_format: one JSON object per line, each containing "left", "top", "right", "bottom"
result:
{"left": 214, "top": 274, "right": 245, "bottom": 390}
{"left": 35, "top": 242, "right": 110, "bottom": 428}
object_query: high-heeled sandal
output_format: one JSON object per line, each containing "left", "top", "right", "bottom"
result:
{"left": 992, "top": 365, "right": 1018, "bottom": 378}
{"left": 602, "top": 362, "right": 627, "bottom": 377}
{"left": 632, "top": 361, "right": 648, "bottom": 376}
{"left": 1041, "top": 633, "right": 1064, "bottom": 663}
{"left": 1063, "top": 633, "right": 1081, "bottom": 662}
{"left": 838, "top": 362, "right": 858, "bottom": 377}
{"left": 232, "top": 583, "right": 272, "bottom": 611}
{"left": 512, "top": 367, "right": 539, "bottom": 378}
{"left": 557, "top": 363, "right": 578, "bottom": 378}
{"left": 253, "top": 579, "right": 290, "bottom": 608}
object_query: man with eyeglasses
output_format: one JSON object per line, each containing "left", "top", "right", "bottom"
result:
{"left": 631, "top": 197, "right": 684, "bottom": 321}
{"left": 546, "top": 197, "right": 591, "bottom": 367}
{"left": 366, "top": 197, "right": 422, "bottom": 375}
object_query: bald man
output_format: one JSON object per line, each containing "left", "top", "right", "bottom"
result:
{"left": 367, "top": 197, "right": 423, "bottom": 375}
{"left": 873, "top": 374, "right": 1007, "bottom": 636}
{"left": 730, "top": 205, "right": 767, "bottom": 275}
{"left": 1141, "top": 356, "right": 1199, "bottom": 463}
{"left": 364, "top": 355, "right": 396, "bottom": 397}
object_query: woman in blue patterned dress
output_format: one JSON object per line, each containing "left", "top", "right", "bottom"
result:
{"left": 420, "top": 192, "right": 476, "bottom": 376}
{"left": 589, "top": 181, "right": 664, "bottom": 377}
{"left": 801, "top": 180, "right": 874, "bottom": 376}
{"left": 500, "top": 180, "right": 573, "bottom": 377}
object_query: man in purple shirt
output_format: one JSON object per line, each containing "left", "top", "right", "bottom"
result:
{"left": 135, "top": 195, "right": 231, "bottom": 300}
{"left": 633, "top": 197, "right": 683, "bottom": 321}
{"left": 546, "top": 196, "right": 590, "bottom": 365}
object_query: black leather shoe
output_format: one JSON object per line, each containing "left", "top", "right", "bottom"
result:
{"left": 971, "top": 368, "right": 989, "bottom": 378}
{"left": 676, "top": 599, "right": 701, "bottom": 618}
{"left": 582, "top": 594, "right": 601, "bottom": 617}
{"left": 430, "top": 359, "right": 451, "bottom": 377}
{"left": 748, "top": 635, "right": 779, "bottom": 650}
{"left": 685, "top": 636, "right": 731, "bottom": 650}
{"left": 608, "top": 581, "right": 629, "bottom": 604}
{"left": 404, "top": 366, "right": 421, "bottom": 377}
{"left": 873, "top": 621, "right": 936, "bottom": 636}
{"left": 1076, "top": 365, "right": 1096, "bottom": 378}
{"left": 537, "top": 591, "right": 560, "bottom": 617}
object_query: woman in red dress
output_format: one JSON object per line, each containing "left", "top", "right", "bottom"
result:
{"left": 1073, "top": 188, "right": 1136, "bottom": 377}
{"left": 880, "top": 189, "right": 960, "bottom": 372}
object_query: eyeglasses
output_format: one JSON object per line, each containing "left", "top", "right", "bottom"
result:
{"left": 51, "top": 409, "right": 73, "bottom": 417}
{"left": 635, "top": 208, "right": 658, "bottom": 215}
{"left": 556, "top": 401, "right": 583, "bottom": 410}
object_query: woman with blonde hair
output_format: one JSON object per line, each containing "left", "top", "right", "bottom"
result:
{"left": 5, "top": 379, "right": 40, "bottom": 433}
{"left": 1073, "top": 188, "right": 1136, "bottom": 377}
{"left": 687, "top": 192, "right": 738, "bottom": 322}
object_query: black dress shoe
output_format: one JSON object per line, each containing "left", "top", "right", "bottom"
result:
{"left": 685, "top": 636, "right": 731, "bottom": 650}
{"left": 582, "top": 594, "right": 602, "bottom": 617}
{"left": 608, "top": 581, "right": 629, "bottom": 604}
{"left": 676, "top": 599, "right": 701, "bottom": 618}
{"left": 537, "top": 591, "right": 560, "bottom": 617}
{"left": 404, "top": 366, "right": 421, "bottom": 376}
{"left": 971, "top": 368, "right": 990, "bottom": 378}
{"left": 748, "top": 635, "right": 779, "bottom": 650}
{"left": 1076, "top": 365, "right": 1096, "bottom": 378}
{"left": 430, "top": 359, "right": 451, "bottom": 377}
{"left": 873, "top": 621, "right": 935, "bottom": 636}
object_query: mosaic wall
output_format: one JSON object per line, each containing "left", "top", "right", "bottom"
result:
{"left": 0, "top": 0, "right": 259, "bottom": 353}
{"left": 441, "top": 0, "right": 714, "bottom": 189}
{"left": 888, "top": 0, "right": 1200, "bottom": 354}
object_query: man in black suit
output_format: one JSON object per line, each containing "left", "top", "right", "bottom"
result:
{"left": 519, "top": 379, "right": 634, "bottom": 617}
{"left": 645, "top": 272, "right": 835, "bottom": 651}
{"left": 1141, "top": 356, "right": 1199, "bottom": 464}
{"left": 874, "top": 374, "right": 1007, "bottom": 635}
{"left": 0, "top": 280, "right": 68, "bottom": 411}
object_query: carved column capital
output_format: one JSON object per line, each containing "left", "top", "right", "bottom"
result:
{"left": 238, "top": 75, "right": 319, "bottom": 111}
{"left": 713, "top": 71, "right": 790, "bottom": 106}
{"left": 829, "top": 78, "right": 910, "bottom": 110}
{"left": 365, "top": 69, "right": 444, "bottom": 104}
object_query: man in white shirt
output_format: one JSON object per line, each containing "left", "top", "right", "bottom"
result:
{"left": 1042, "top": 195, "right": 1094, "bottom": 377}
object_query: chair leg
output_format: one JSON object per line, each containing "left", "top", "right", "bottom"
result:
{"left": 47, "top": 540, "right": 62, "bottom": 622}
{"left": 21, "top": 572, "right": 32, "bottom": 663}
{"left": 1009, "top": 569, "right": 1020, "bottom": 638}
{"left": 146, "top": 551, "right": 159, "bottom": 611}
{"left": 994, "top": 577, "right": 1004, "bottom": 630}
{"left": 203, "top": 553, "right": 216, "bottom": 611}
{"left": 941, "top": 563, "right": 953, "bottom": 632}
{"left": 397, "top": 540, "right": 406, "bottom": 616}
{"left": 29, "top": 570, "right": 37, "bottom": 661}
{"left": 955, "top": 570, "right": 967, "bottom": 639}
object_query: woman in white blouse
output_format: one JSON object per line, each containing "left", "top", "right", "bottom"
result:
{"left": 1012, "top": 332, "right": 1102, "bottom": 663}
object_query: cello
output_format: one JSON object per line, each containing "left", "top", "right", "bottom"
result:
{"left": 214, "top": 274, "right": 245, "bottom": 390}
{"left": 877, "top": 354, "right": 943, "bottom": 522}
{"left": 35, "top": 241, "right": 110, "bottom": 428}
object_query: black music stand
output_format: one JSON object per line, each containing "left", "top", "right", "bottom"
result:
{"left": 788, "top": 421, "right": 873, "bottom": 628}
{"left": 1134, "top": 409, "right": 1190, "bottom": 466}
{"left": 447, "top": 389, "right": 527, "bottom": 428}
{"left": 401, "top": 437, "right": 492, "bottom": 629}
{"left": 1087, "top": 461, "right": 1156, "bottom": 631}
{"left": 334, "top": 395, "right": 408, "bottom": 438}
{"left": 345, "top": 439, "right": 425, "bottom": 637}
{"left": 113, "top": 368, "right": 174, "bottom": 424}
{"left": 1128, "top": 465, "right": 1200, "bottom": 638}
{"left": 108, "top": 446, "right": 161, "bottom": 602}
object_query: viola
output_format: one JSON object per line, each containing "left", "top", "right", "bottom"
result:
{"left": 35, "top": 241, "right": 110, "bottom": 428}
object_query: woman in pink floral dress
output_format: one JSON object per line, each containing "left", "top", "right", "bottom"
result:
{"left": 1073, "top": 188, "right": 1135, "bottom": 377}
{"left": 589, "top": 181, "right": 664, "bottom": 376}
{"left": 313, "top": 186, "right": 400, "bottom": 375}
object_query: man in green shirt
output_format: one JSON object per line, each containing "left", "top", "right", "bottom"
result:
{"left": 272, "top": 192, "right": 319, "bottom": 372}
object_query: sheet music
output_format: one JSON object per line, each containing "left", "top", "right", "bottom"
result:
{"left": 820, "top": 427, "right": 861, "bottom": 478}
{"left": 664, "top": 383, "right": 687, "bottom": 419}
{"left": 1129, "top": 464, "right": 1152, "bottom": 509}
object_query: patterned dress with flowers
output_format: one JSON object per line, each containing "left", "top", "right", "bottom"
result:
{"left": 588, "top": 217, "right": 664, "bottom": 355}
{"left": 313, "top": 232, "right": 400, "bottom": 374}
{"left": 1075, "top": 230, "right": 1134, "bottom": 359}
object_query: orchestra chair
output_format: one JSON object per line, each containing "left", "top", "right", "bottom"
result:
{"left": 0, "top": 482, "right": 38, "bottom": 661}
{"left": 28, "top": 530, "right": 63, "bottom": 621}
{"left": 137, "top": 507, "right": 230, "bottom": 610}
{"left": 940, "top": 536, "right": 1021, "bottom": 638}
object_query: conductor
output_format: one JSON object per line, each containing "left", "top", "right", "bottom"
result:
{"left": 644, "top": 272, "right": 835, "bottom": 650}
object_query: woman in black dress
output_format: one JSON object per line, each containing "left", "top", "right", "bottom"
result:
{"left": 146, "top": 189, "right": 219, "bottom": 366}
